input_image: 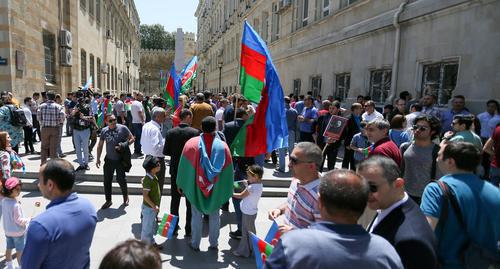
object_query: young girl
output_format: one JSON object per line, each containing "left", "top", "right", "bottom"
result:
{"left": 141, "top": 156, "right": 162, "bottom": 250}
{"left": 233, "top": 164, "right": 264, "bottom": 257}
{"left": 2, "top": 177, "right": 30, "bottom": 269}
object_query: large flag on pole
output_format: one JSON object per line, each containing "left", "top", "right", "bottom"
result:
{"left": 164, "top": 64, "right": 180, "bottom": 108}
{"left": 230, "top": 21, "right": 288, "bottom": 157}
{"left": 82, "top": 76, "right": 93, "bottom": 91}
{"left": 180, "top": 56, "right": 198, "bottom": 93}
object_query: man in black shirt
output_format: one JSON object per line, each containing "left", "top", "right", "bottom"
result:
{"left": 72, "top": 93, "right": 94, "bottom": 171}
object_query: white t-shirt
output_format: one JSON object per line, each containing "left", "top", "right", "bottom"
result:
{"left": 240, "top": 183, "right": 263, "bottom": 215}
{"left": 362, "top": 110, "right": 384, "bottom": 122}
{"left": 131, "top": 100, "right": 144, "bottom": 124}
{"left": 215, "top": 107, "right": 225, "bottom": 130}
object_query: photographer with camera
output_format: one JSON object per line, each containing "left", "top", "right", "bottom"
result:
{"left": 72, "top": 91, "right": 95, "bottom": 171}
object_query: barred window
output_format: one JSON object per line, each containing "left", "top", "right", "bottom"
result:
{"left": 43, "top": 31, "right": 56, "bottom": 83}
{"left": 422, "top": 61, "right": 459, "bottom": 105}
{"left": 335, "top": 73, "right": 350, "bottom": 101}
{"left": 370, "top": 69, "right": 392, "bottom": 104}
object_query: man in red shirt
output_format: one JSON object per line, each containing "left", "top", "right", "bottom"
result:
{"left": 484, "top": 124, "right": 500, "bottom": 186}
{"left": 365, "top": 119, "right": 402, "bottom": 167}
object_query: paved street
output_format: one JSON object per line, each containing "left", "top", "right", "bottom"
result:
{"left": 0, "top": 192, "right": 285, "bottom": 269}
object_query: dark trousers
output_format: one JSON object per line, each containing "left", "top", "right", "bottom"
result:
{"left": 132, "top": 123, "right": 142, "bottom": 154}
{"left": 299, "top": 131, "right": 314, "bottom": 142}
{"left": 157, "top": 157, "right": 166, "bottom": 195}
{"left": 481, "top": 137, "right": 490, "bottom": 178}
{"left": 89, "top": 128, "right": 97, "bottom": 153}
{"left": 23, "top": 126, "right": 35, "bottom": 153}
{"left": 342, "top": 146, "right": 356, "bottom": 170}
{"left": 32, "top": 114, "right": 41, "bottom": 141}
{"left": 320, "top": 143, "right": 339, "bottom": 172}
{"left": 103, "top": 158, "right": 128, "bottom": 202}
{"left": 170, "top": 170, "right": 192, "bottom": 234}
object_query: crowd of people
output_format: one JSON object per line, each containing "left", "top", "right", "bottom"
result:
{"left": 0, "top": 88, "right": 499, "bottom": 268}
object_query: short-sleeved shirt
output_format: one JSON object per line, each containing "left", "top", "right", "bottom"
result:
{"left": 299, "top": 106, "right": 318, "bottom": 133}
{"left": 100, "top": 124, "right": 132, "bottom": 160}
{"left": 240, "top": 183, "right": 263, "bottom": 215}
{"left": 402, "top": 143, "right": 443, "bottom": 197}
{"left": 142, "top": 173, "right": 161, "bottom": 207}
{"left": 285, "top": 178, "right": 322, "bottom": 229}
{"left": 389, "top": 129, "right": 410, "bottom": 148}
{"left": 491, "top": 125, "right": 500, "bottom": 168}
{"left": 351, "top": 133, "right": 370, "bottom": 161}
{"left": 114, "top": 100, "right": 125, "bottom": 115}
{"left": 215, "top": 107, "right": 225, "bottom": 130}
{"left": 449, "top": 130, "right": 483, "bottom": 151}
{"left": 131, "top": 100, "right": 144, "bottom": 123}
{"left": 476, "top": 112, "right": 495, "bottom": 138}
{"left": 420, "top": 174, "right": 500, "bottom": 269}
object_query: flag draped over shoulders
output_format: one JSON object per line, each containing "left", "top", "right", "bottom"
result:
{"left": 231, "top": 21, "right": 288, "bottom": 157}
{"left": 177, "top": 135, "right": 234, "bottom": 214}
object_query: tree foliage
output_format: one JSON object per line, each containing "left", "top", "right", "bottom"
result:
{"left": 140, "top": 24, "right": 175, "bottom": 50}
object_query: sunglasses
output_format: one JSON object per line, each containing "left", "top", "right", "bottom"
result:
{"left": 108, "top": 118, "right": 116, "bottom": 123}
{"left": 412, "top": 125, "right": 429, "bottom": 131}
{"left": 289, "top": 156, "right": 311, "bottom": 165}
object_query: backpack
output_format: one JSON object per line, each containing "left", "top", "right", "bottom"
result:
{"left": 6, "top": 105, "right": 28, "bottom": 127}
{"left": 436, "top": 181, "right": 500, "bottom": 268}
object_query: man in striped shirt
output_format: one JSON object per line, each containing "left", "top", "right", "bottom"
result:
{"left": 268, "top": 142, "right": 322, "bottom": 233}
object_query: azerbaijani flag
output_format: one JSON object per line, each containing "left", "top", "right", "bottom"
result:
{"left": 264, "top": 220, "right": 281, "bottom": 247}
{"left": 364, "top": 144, "right": 375, "bottom": 158}
{"left": 250, "top": 232, "right": 274, "bottom": 269}
{"left": 157, "top": 213, "right": 178, "bottom": 239}
{"left": 82, "top": 76, "right": 93, "bottom": 91}
{"left": 97, "top": 98, "right": 112, "bottom": 128}
{"left": 165, "top": 64, "right": 180, "bottom": 108}
{"left": 176, "top": 136, "right": 234, "bottom": 214}
{"left": 180, "top": 56, "right": 198, "bottom": 93}
{"left": 230, "top": 21, "right": 288, "bottom": 157}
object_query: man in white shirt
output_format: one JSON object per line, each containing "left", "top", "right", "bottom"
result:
{"left": 131, "top": 93, "right": 145, "bottom": 156}
{"left": 141, "top": 107, "right": 166, "bottom": 194}
{"left": 362, "top": 100, "right": 384, "bottom": 122}
{"left": 405, "top": 103, "right": 423, "bottom": 133}
{"left": 215, "top": 98, "right": 228, "bottom": 131}
{"left": 357, "top": 156, "right": 437, "bottom": 269}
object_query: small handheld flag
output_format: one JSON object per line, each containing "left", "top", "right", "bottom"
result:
{"left": 264, "top": 220, "right": 281, "bottom": 247}
{"left": 250, "top": 232, "right": 274, "bottom": 269}
{"left": 157, "top": 213, "right": 178, "bottom": 239}
{"left": 363, "top": 144, "right": 375, "bottom": 158}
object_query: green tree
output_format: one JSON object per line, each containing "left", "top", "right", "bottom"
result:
{"left": 140, "top": 24, "right": 175, "bottom": 50}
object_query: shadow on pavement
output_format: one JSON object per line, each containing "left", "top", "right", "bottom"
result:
{"left": 131, "top": 222, "right": 142, "bottom": 239}
{"left": 22, "top": 190, "right": 42, "bottom": 198}
{"left": 97, "top": 207, "right": 126, "bottom": 222}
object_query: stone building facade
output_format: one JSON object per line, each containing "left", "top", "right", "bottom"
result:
{"left": 195, "top": 0, "right": 500, "bottom": 112}
{"left": 0, "top": 0, "right": 140, "bottom": 98}
{"left": 139, "top": 48, "right": 174, "bottom": 97}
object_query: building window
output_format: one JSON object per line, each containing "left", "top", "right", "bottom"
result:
{"left": 422, "top": 61, "right": 459, "bottom": 105}
{"left": 335, "top": 73, "right": 350, "bottom": 101}
{"left": 96, "top": 0, "right": 101, "bottom": 24}
{"left": 261, "top": 12, "right": 269, "bottom": 42}
{"left": 293, "top": 79, "right": 301, "bottom": 97}
{"left": 302, "top": 0, "right": 309, "bottom": 27}
{"left": 89, "top": 54, "right": 95, "bottom": 88}
{"left": 370, "top": 69, "right": 392, "bottom": 103}
{"left": 271, "top": 3, "right": 280, "bottom": 41}
{"left": 322, "top": 0, "right": 330, "bottom": 17}
{"left": 43, "top": 31, "right": 56, "bottom": 83}
{"left": 311, "top": 75, "right": 322, "bottom": 97}
{"left": 96, "top": 58, "right": 101, "bottom": 89}
{"left": 80, "top": 0, "right": 86, "bottom": 10}
{"left": 340, "top": 0, "right": 359, "bottom": 9}
{"left": 106, "top": 64, "right": 110, "bottom": 90}
{"left": 81, "top": 50, "right": 87, "bottom": 86}
{"left": 89, "top": 0, "right": 94, "bottom": 17}
{"left": 114, "top": 67, "right": 117, "bottom": 91}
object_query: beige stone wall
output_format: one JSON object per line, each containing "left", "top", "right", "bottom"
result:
{"left": 139, "top": 49, "right": 174, "bottom": 97}
{"left": 0, "top": 0, "right": 140, "bottom": 99}
{"left": 196, "top": 0, "right": 500, "bottom": 113}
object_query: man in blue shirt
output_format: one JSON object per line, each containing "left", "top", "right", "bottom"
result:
{"left": 277, "top": 96, "right": 298, "bottom": 172}
{"left": 298, "top": 95, "right": 318, "bottom": 143}
{"left": 421, "top": 142, "right": 500, "bottom": 269}
{"left": 22, "top": 159, "right": 97, "bottom": 269}
{"left": 265, "top": 169, "right": 403, "bottom": 269}
{"left": 440, "top": 95, "right": 471, "bottom": 134}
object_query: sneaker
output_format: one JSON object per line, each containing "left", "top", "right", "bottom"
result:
{"left": 101, "top": 201, "right": 113, "bottom": 209}
{"left": 208, "top": 245, "right": 218, "bottom": 250}
{"left": 75, "top": 166, "right": 85, "bottom": 171}
{"left": 188, "top": 243, "right": 200, "bottom": 252}
{"left": 274, "top": 168, "right": 285, "bottom": 173}
{"left": 84, "top": 165, "right": 90, "bottom": 170}
{"left": 229, "top": 230, "right": 242, "bottom": 240}
{"left": 59, "top": 153, "right": 67, "bottom": 158}
{"left": 153, "top": 243, "right": 164, "bottom": 250}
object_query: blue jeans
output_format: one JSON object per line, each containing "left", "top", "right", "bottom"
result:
{"left": 73, "top": 128, "right": 90, "bottom": 166}
{"left": 141, "top": 205, "right": 158, "bottom": 244}
{"left": 490, "top": 166, "right": 500, "bottom": 187}
{"left": 278, "top": 130, "right": 296, "bottom": 171}
{"left": 191, "top": 207, "right": 220, "bottom": 248}
{"left": 132, "top": 123, "right": 143, "bottom": 154}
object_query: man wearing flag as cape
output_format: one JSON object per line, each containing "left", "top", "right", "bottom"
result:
{"left": 177, "top": 116, "right": 234, "bottom": 251}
